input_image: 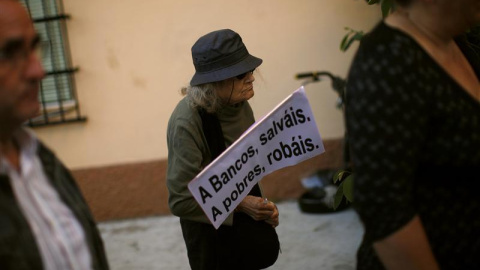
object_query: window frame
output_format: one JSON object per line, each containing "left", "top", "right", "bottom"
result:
{"left": 20, "top": 0, "right": 86, "bottom": 127}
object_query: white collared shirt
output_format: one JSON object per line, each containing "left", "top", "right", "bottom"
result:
{"left": 0, "top": 128, "right": 92, "bottom": 270}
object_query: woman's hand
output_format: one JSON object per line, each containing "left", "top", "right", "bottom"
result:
{"left": 265, "top": 203, "right": 279, "bottom": 228}
{"left": 236, "top": 196, "right": 279, "bottom": 227}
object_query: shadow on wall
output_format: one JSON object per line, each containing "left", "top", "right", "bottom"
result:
{"left": 73, "top": 138, "right": 344, "bottom": 222}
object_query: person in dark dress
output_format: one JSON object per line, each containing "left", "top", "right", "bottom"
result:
{"left": 346, "top": 0, "right": 480, "bottom": 269}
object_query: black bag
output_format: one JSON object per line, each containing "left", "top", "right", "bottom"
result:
{"left": 233, "top": 212, "right": 280, "bottom": 269}
{"left": 199, "top": 108, "right": 280, "bottom": 269}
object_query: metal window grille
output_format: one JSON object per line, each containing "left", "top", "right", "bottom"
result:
{"left": 20, "top": 0, "right": 86, "bottom": 127}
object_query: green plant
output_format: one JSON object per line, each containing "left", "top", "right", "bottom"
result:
{"left": 340, "top": 28, "right": 365, "bottom": 52}
{"left": 340, "top": 0, "right": 395, "bottom": 52}
{"left": 332, "top": 170, "right": 354, "bottom": 209}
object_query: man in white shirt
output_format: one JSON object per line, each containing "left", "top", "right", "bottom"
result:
{"left": 0, "top": 0, "right": 109, "bottom": 269}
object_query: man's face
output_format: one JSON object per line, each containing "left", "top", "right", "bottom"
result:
{"left": 0, "top": 0, "right": 45, "bottom": 127}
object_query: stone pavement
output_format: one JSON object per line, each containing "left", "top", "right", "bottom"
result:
{"left": 98, "top": 200, "right": 364, "bottom": 270}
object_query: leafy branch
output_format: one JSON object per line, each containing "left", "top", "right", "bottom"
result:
{"left": 340, "top": 28, "right": 365, "bottom": 52}
{"left": 332, "top": 170, "right": 354, "bottom": 209}
{"left": 340, "top": 0, "right": 395, "bottom": 52}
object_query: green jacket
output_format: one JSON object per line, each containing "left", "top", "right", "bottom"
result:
{"left": 166, "top": 97, "right": 257, "bottom": 225}
{"left": 0, "top": 142, "right": 109, "bottom": 270}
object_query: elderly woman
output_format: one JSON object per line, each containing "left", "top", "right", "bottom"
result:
{"left": 166, "top": 29, "right": 280, "bottom": 270}
{"left": 346, "top": 0, "right": 480, "bottom": 269}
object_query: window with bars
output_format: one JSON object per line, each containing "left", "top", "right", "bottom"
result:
{"left": 20, "top": 0, "right": 86, "bottom": 127}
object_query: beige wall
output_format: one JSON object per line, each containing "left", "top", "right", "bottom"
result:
{"left": 34, "top": 0, "right": 381, "bottom": 169}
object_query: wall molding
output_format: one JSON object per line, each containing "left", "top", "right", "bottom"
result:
{"left": 73, "top": 138, "right": 345, "bottom": 221}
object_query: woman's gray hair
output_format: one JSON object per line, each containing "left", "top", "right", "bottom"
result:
{"left": 181, "top": 82, "right": 224, "bottom": 113}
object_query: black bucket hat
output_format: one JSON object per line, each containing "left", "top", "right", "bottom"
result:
{"left": 190, "top": 29, "right": 263, "bottom": 86}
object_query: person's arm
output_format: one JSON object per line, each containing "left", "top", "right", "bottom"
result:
{"left": 374, "top": 216, "right": 440, "bottom": 270}
{"left": 166, "top": 115, "right": 215, "bottom": 223}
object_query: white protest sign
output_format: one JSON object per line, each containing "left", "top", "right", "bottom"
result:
{"left": 188, "top": 86, "right": 325, "bottom": 229}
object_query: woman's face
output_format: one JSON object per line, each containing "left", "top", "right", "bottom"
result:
{"left": 217, "top": 70, "right": 256, "bottom": 105}
{"left": 437, "top": 0, "right": 480, "bottom": 29}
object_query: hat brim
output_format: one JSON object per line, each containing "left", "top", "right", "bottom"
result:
{"left": 190, "top": 55, "right": 262, "bottom": 86}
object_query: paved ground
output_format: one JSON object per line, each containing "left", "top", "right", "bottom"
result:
{"left": 98, "top": 199, "right": 364, "bottom": 270}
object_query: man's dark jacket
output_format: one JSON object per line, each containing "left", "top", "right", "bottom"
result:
{"left": 0, "top": 142, "right": 109, "bottom": 269}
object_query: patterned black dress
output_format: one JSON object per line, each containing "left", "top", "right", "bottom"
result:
{"left": 346, "top": 22, "right": 480, "bottom": 270}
